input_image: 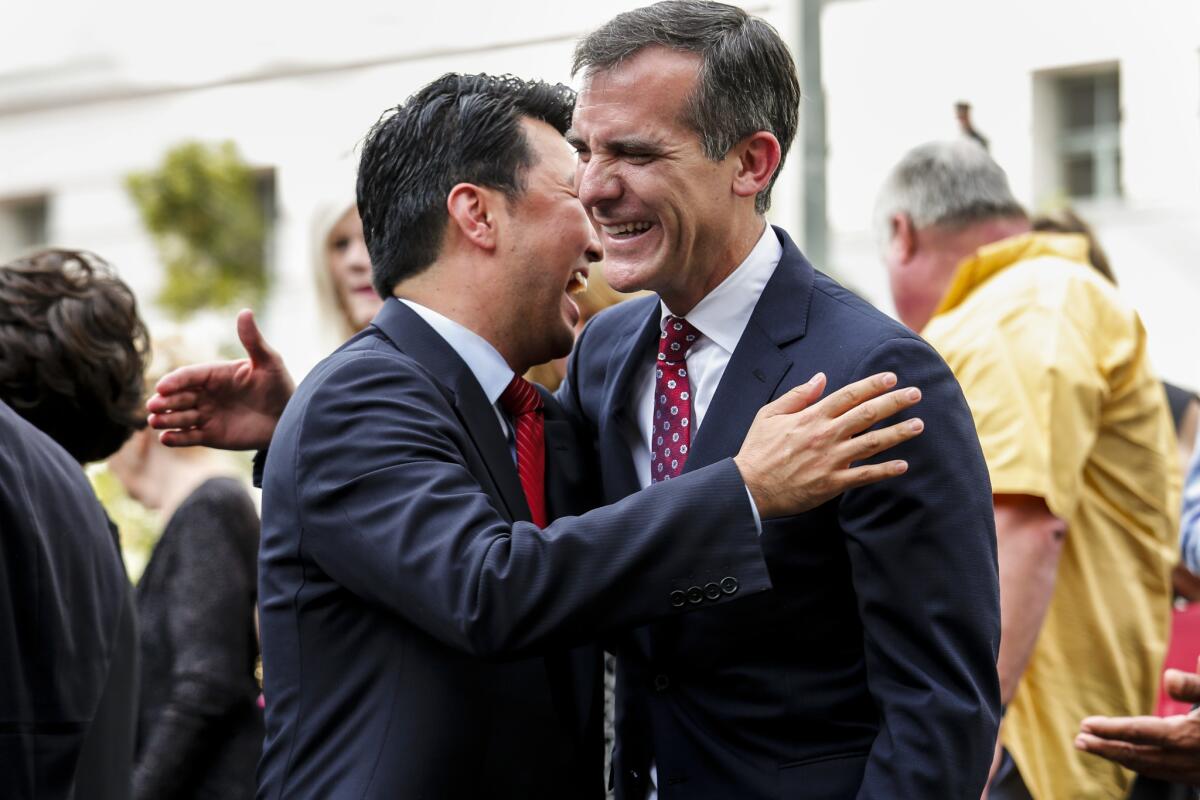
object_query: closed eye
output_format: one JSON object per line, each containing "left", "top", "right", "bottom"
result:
{"left": 565, "top": 133, "right": 590, "bottom": 162}
{"left": 609, "top": 140, "right": 662, "bottom": 165}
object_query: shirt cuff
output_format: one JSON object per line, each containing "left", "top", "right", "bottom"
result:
{"left": 744, "top": 484, "right": 763, "bottom": 535}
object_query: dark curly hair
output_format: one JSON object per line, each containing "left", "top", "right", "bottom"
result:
{"left": 0, "top": 249, "right": 150, "bottom": 463}
{"left": 357, "top": 73, "right": 576, "bottom": 298}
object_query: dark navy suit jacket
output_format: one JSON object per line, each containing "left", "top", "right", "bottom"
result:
{"left": 0, "top": 399, "right": 138, "bottom": 800}
{"left": 256, "top": 299, "right": 774, "bottom": 799}
{"left": 559, "top": 228, "right": 1002, "bottom": 799}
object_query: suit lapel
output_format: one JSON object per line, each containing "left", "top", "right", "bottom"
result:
{"left": 371, "top": 299, "right": 531, "bottom": 523}
{"left": 542, "top": 418, "right": 575, "bottom": 521}
{"left": 597, "top": 298, "right": 661, "bottom": 501}
{"left": 683, "top": 226, "right": 816, "bottom": 473}
{"left": 451, "top": 377, "right": 532, "bottom": 524}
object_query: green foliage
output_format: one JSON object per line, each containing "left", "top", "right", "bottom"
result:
{"left": 126, "top": 141, "right": 269, "bottom": 318}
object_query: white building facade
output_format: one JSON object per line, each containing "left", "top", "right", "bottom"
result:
{"left": 0, "top": 0, "right": 1196, "bottom": 388}
{"left": 821, "top": 0, "right": 1200, "bottom": 389}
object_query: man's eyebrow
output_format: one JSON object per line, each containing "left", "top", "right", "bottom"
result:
{"left": 606, "top": 137, "right": 664, "bottom": 156}
{"left": 563, "top": 131, "right": 665, "bottom": 156}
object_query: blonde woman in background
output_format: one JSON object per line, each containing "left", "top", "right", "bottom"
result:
{"left": 310, "top": 201, "right": 381, "bottom": 341}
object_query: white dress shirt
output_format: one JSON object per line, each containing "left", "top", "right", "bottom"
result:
{"left": 398, "top": 299, "right": 514, "bottom": 441}
{"left": 627, "top": 224, "right": 782, "bottom": 800}
{"left": 626, "top": 224, "right": 783, "bottom": 488}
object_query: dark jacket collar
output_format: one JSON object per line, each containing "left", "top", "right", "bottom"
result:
{"left": 599, "top": 226, "right": 817, "bottom": 480}
{"left": 369, "top": 298, "right": 532, "bottom": 523}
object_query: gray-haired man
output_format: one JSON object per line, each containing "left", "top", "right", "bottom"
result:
{"left": 877, "top": 139, "right": 1179, "bottom": 799}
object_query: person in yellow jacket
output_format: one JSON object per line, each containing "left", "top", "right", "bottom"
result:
{"left": 875, "top": 140, "right": 1181, "bottom": 800}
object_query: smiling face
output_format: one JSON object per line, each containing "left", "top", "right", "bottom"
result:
{"left": 570, "top": 47, "right": 748, "bottom": 313}
{"left": 497, "top": 117, "right": 602, "bottom": 368}
{"left": 326, "top": 206, "right": 381, "bottom": 331}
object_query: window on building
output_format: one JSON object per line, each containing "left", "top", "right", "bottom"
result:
{"left": 1055, "top": 69, "right": 1121, "bottom": 199}
{"left": 0, "top": 195, "right": 49, "bottom": 261}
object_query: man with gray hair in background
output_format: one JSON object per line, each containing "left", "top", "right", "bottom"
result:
{"left": 876, "top": 139, "right": 1180, "bottom": 799}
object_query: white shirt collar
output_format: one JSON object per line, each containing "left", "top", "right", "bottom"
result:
{"left": 398, "top": 298, "right": 514, "bottom": 405}
{"left": 659, "top": 224, "right": 783, "bottom": 353}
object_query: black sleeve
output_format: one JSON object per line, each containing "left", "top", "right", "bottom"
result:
{"left": 133, "top": 482, "right": 259, "bottom": 800}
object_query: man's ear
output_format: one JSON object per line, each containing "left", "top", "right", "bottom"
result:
{"left": 889, "top": 212, "right": 917, "bottom": 264}
{"left": 731, "top": 131, "right": 783, "bottom": 201}
{"left": 446, "top": 183, "right": 499, "bottom": 252}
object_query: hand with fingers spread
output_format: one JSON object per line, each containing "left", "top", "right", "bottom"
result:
{"left": 734, "top": 371, "right": 923, "bottom": 519}
{"left": 146, "top": 309, "right": 296, "bottom": 450}
{"left": 1075, "top": 658, "right": 1200, "bottom": 785}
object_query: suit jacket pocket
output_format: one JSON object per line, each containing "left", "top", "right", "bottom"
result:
{"left": 778, "top": 751, "right": 868, "bottom": 799}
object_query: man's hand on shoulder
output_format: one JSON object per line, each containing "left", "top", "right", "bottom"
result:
{"left": 146, "top": 309, "right": 296, "bottom": 451}
{"left": 734, "top": 372, "right": 923, "bottom": 518}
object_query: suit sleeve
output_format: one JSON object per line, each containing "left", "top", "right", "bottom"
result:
{"left": 289, "top": 353, "right": 771, "bottom": 659}
{"left": 837, "top": 336, "right": 1001, "bottom": 800}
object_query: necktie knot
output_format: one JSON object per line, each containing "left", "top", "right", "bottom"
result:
{"left": 658, "top": 316, "right": 702, "bottom": 365}
{"left": 499, "top": 375, "right": 543, "bottom": 417}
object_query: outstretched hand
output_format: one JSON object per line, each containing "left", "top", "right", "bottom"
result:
{"left": 146, "top": 309, "right": 296, "bottom": 451}
{"left": 1075, "top": 658, "right": 1200, "bottom": 785}
{"left": 734, "top": 371, "right": 924, "bottom": 518}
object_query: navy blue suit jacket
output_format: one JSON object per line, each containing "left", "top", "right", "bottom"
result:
{"left": 257, "top": 299, "right": 773, "bottom": 799}
{"left": 558, "top": 228, "right": 1002, "bottom": 799}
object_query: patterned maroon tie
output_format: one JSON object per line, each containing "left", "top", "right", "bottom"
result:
{"left": 499, "top": 375, "right": 547, "bottom": 527}
{"left": 652, "top": 316, "right": 702, "bottom": 483}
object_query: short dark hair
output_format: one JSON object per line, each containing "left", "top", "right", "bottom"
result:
{"left": 0, "top": 249, "right": 149, "bottom": 463}
{"left": 357, "top": 73, "right": 576, "bottom": 297}
{"left": 573, "top": 0, "right": 800, "bottom": 213}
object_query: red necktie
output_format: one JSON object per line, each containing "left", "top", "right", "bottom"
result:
{"left": 652, "top": 316, "right": 702, "bottom": 483}
{"left": 499, "top": 375, "right": 547, "bottom": 528}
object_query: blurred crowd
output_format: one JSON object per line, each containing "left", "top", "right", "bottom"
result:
{"left": 3, "top": 2, "right": 1200, "bottom": 799}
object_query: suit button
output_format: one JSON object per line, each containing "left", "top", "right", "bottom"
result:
{"left": 703, "top": 582, "right": 721, "bottom": 600}
{"left": 720, "top": 576, "right": 739, "bottom": 595}
{"left": 630, "top": 769, "right": 640, "bottom": 780}
{"left": 687, "top": 586, "right": 704, "bottom": 604}
{"left": 653, "top": 674, "right": 670, "bottom": 691}
{"left": 669, "top": 589, "right": 686, "bottom": 607}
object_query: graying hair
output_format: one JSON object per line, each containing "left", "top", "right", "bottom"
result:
{"left": 874, "top": 140, "right": 1025, "bottom": 245}
{"left": 573, "top": 0, "right": 800, "bottom": 214}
